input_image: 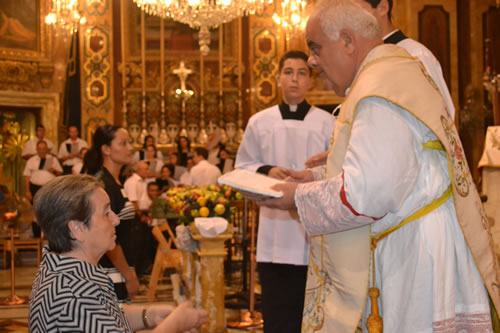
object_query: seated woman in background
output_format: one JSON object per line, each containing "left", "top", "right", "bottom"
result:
{"left": 216, "top": 147, "right": 234, "bottom": 175}
{"left": 156, "top": 164, "right": 178, "bottom": 193}
{"left": 29, "top": 175, "right": 207, "bottom": 332}
{"left": 167, "top": 152, "right": 187, "bottom": 181}
{"left": 134, "top": 135, "right": 163, "bottom": 162}
{"left": 176, "top": 136, "right": 192, "bottom": 168}
{"left": 144, "top": 144, "right": 163, "bottom": 180}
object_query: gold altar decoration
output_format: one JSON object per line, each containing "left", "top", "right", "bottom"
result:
{"left": 272, "top": 0, "right": 308, "bottom": 39}
{"left": 132, "top": 0, "right": 271, "bottom": 55}
{"left": 45, "top": 0, "right": 86, "bottom": 36}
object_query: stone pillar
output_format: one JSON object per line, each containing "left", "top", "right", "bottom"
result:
{"left": 190, "top": 223, "right": 232, "bottom": 333}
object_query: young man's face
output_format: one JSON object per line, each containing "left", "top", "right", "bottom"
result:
{"left": 69, "top": 126, "right": 79, "bottom": 140}
{"left": 276, "top": 58, "right": 313, "bottom": 105}
{"left": 147, "top": 185, "right": 160, "bottom": 199}
{"left": 36, "top": 127, "right": 45, "bottom": 139}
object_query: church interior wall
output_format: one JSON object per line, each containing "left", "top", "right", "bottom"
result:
{"left": 0, "top": 0, "right": 498, "bottom": 185}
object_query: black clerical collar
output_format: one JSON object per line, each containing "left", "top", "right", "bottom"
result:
{"left": 279, "top": 100, "right": 311, "bottom": 120}
{"left": 384, "top": 30, "right": 408, "bottom": 45}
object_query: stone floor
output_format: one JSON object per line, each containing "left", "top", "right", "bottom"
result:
{"left": 0, "top": 251, "right": 263, "bottom": 333}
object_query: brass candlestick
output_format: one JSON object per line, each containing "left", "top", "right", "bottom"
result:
{"left": 227, "top": 201, "right": 263, "bottom": 330}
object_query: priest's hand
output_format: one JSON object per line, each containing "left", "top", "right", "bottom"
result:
{"left": 258, "top": 182, "right": 298, "bottom": 210}
{"left": 268, "top": 167, "right": 290, "bottom": 180}
{"left": 305, "top": 150, "right": 328, "bottom": 168}
{"left": 285, "top": 169, "right": 314, "bottom": 183}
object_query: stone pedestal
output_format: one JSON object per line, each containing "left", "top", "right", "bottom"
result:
{"left": 190, "top": 223, "right": 233, "bottom": 333}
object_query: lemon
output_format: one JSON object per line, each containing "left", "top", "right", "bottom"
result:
{"left": 199, "top": 207, "right": 210, "bottom": 217}
{"left": 197, "top": 197, "right": 207, "bottom": 207}
{"left": 214, "top": 204, "right": 225, "bottom": 215}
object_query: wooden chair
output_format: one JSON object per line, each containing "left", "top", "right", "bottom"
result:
{"left": 1, "top": 236, "right": 43, "bottom": 269}
{"left": 147, "top": 223, "right": 182, "bottom": 302}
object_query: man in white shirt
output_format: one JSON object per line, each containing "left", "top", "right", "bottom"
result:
{"left": 22, "top": 124, "right": 55, "bottom": 160}
{"left": 190, "top": 147, "right": 221, "bottom": 186}
{"left": 24, "top": 140, "right": 63, "bottom": 202}
{"left": 24, "top": 140, "right": 62, "bottom": 237}
{"left": 235, "top": 50, "right": 334, "bottom": 333}
{"left": 58, "top": 126, "right": 89, "bottom": 174}
{"left": 260, "top": 1, "right": 497, "bottom": 331}
{"left": 178, "top": 158, "right": 193, "bottom": 186}
{"left": 123, "top": 161, "right": 150, "bottom": 219}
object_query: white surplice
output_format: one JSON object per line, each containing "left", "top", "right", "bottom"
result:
{"left": 236, "top": 105, "right": 335, "bottom": 265}
{"left": 295, "top": 98, "right": 491, "bottom": 332}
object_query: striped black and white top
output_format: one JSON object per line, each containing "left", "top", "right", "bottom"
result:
{"left": 29, "top": 247, "right": 132, "bottom": 332}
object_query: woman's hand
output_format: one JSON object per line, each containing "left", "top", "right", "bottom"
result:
{"left": 154, "top": 301, "right": 208, "bottom": 332}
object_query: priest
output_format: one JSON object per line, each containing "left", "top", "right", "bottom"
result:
{"left": 235, "top": 50, "right": 335, "bottom": 333}
{"left": 259, "top": 0, "right": 500, "bottom": 332}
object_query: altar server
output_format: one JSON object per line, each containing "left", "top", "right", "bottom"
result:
{"left": 235, "top": 50, "right": 335, "bottom": 333}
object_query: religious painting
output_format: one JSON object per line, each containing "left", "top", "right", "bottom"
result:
{"left": 0, "top": 0, "right": 37, "bottom": 51}
{"left": 0, "top": 0, "right": 50, "bottom": 61}
{"left": 126, "top": 1, "right": 238, "bottom": 59}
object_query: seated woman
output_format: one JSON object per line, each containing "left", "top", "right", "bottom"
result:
{"left": 156, "top": 164, "right": 178, "bottom": 193}
{"left": 134, "top": 135, "right": 164, "bottom": 162}
{"left": 29, "top": 175, "right": 207, "bottom": 332}
{"left": 144, "top": 144, "right": 164, "bottom": 180}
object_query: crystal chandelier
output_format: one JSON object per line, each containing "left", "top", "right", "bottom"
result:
{"left": 272, "top": 0, "right": 308, "bottom": 39}
{"left": 45, "top": 0, "right": 85, "bottom": 36}
{"left": 133, "top": 0, "right": 271, "bottom": 55}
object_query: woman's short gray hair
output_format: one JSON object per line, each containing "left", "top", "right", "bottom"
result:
{"left": 311, "top": 0, "right": 381, "bottom": 41}
{"left": 33, "top": 175, "right": 104, "bottom": 254}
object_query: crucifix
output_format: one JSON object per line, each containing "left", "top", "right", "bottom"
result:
{"left": 173, "top": 61, "right": 193, "bottom": 93}
{"left": 173, "top": 61, "right": 194, "bottom": 130}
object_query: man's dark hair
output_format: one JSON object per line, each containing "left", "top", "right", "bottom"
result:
{"left": 36, "top": 140, "right": 47, "bottom": 148}
{"left": 364, "top": 0, "right": 393, "bottom": 20}
{"left": 147, "top": 181, "right": 160, "bottom": 190}
{"left": 279, "top": 50, "right": 312, "bottom": 75}
{"left": 161, "top": 163, "right": 175, "bottom": 176}
{"left": 194, "top": 147, "right": 208, "bottom": 160}
{"left": 36, "top": 124, "right": 45, "bottom": 130}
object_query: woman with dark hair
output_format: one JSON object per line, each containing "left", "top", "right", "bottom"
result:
{"left": 144, "top": 144, "right": 163, "bottom": 179}
{"left": 176, "top": 135, "right": 192, "bottom": 167}
{"left": 29, "top": 175, "right": 207, "bottom": 332}
{"left": 156, "top": 164, "right": 177, "bottom": 193}
{"left": 81, "top": 125, "right": 144, "bottom": 302}
{"left": 134, "top": 135, "right": 163, "bottom": 162}
{"left": 216, "top": 146, "right": 234, "bottom": 174}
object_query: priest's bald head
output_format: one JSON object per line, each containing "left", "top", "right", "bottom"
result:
{"left": 305, "top": 0, "right": 383, "bottom": 96}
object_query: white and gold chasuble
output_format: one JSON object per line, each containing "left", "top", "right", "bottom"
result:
{"left": 296, "top": 45, "right": 500, "bottom": 332}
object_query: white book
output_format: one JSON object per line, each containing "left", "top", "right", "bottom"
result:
{"left": 218, "top": 169, "right": 284, "bottom": 199}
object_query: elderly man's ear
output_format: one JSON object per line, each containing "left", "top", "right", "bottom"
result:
{"left": 339, "top": 28, "right": 356, "bottom": 54}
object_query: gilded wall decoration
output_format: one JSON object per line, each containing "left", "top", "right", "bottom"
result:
{"left": 0, "top": 60, "right": 37, "bottom": 91}
{"left": 83, "top": 27, "right": 111, "bottom": 106}
{"left": 80, "top": 0, "right": 114, "bottom": 141}
{"left": 250, "top": 2, "right": 282, "bottom": 115}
